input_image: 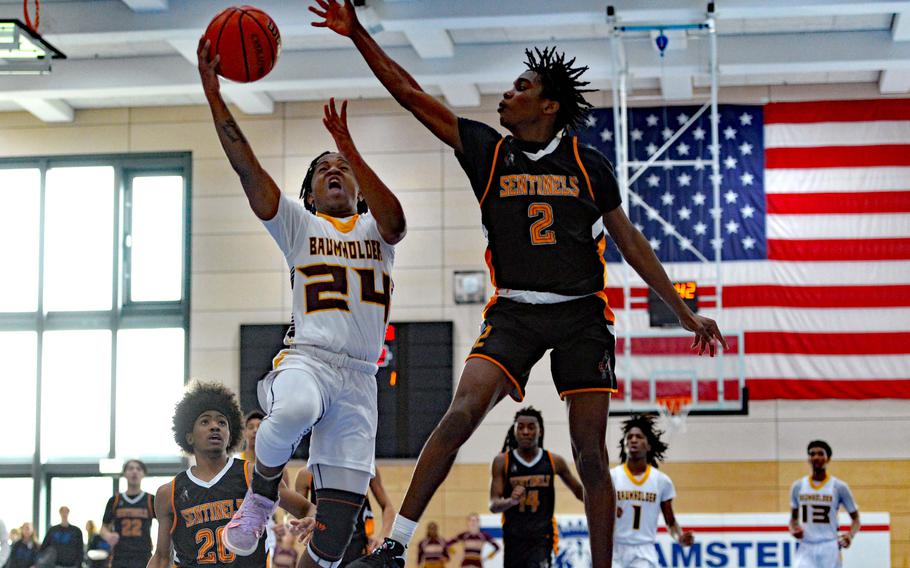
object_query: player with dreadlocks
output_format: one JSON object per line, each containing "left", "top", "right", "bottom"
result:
{"left": 310, "top": 2, "right": 726, "bottom": 567}
{"left": 489, "top": 407, "right": 582, "bottom": 567}
{"left": 198, "top": 32, "right": 408, "bottom": 568}
{"left": 611, "top": 415, "right": 693, "bottom": 568}
{"left": 147, "top": 382, "right": 314, "bottom": 568}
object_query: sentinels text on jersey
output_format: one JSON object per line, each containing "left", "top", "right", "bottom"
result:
{"left": 171, "top": 458, "right": 268, "bottom": 567}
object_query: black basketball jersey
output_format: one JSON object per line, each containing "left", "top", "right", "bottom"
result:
{"left": 456, "top": 118, "right": 622, "bottom": 300}
{"left": 171, "top": 458, "right": 267, "bottom": 567}
{"left": 102, "top": 491, "right": 155, "bottom": 566}
{"left": 502, "top": 449, "right": 556, "bottom": 543}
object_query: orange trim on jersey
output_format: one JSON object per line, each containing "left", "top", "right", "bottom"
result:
{"left": 479, "top": 138, "right": 506, "bottom": 207}
{"left": 113, "top": 493, "right": 121, "bottom": 509}
{"left": 809, "top": 474, "right": 830, "bottom": 490}
{"left": 483, "top": 248, "right": 497, "bottom": 288}
{"left": 546, "top": 451, "right": 556, "bottom": 476}
{"left": 244, "top": 460, "right": 252, "bottom": 488}
{"left": 481, "top": 291, "right": 499, "bottom": 319}
{"left": 169, "top": 480, "right": 178, "bottom": 534}
{"left": 624, "top": 463, "right": 651, "bottom": 486}
{"left": 504, "top": 451, "right": 510, "bottom": 478}
{"left": 316, "top": 211, "right": 360, "bottom": 233}
{"left": 272, "top": 350, "right": 288, "bottom": 370}
{"left": 594, "top": 290, "right": 616, "bottom": 325}
{"left": 559, "top": 387, "right": 617, "bottom": 400}
{"left": 466, "top": 353, "right": 524, "bottom": 401}
{"left": 572, "top": 137, "right": 596, "bottom": 202}
{"left": 552, "top": 516, "right": 559, "bottom": 553}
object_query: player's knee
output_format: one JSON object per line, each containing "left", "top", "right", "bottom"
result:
{"left": 307, "top": 488, "right": 365, "bottom": 566}
{"left": 274, "top": 392, "right": 322, "bottom": 429}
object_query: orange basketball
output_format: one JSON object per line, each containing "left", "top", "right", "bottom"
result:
{"left": 204, "top": 6, "right": 281, "bottom": 83}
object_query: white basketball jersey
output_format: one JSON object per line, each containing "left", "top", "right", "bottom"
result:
{"left": 611, "top": 464, "right": 675, "bottom": 546}
{"left": 790, "top": 475, "right": 857, "bottom": 543}
{"left": 263, "top": 193, "right": 395, "bottom": 363}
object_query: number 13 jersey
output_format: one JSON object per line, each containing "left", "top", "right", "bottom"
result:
{"left": 790, "top": 475, "right": 857, "bottom": 543}
{"left": 611, "top": 464, "right": 676, "bottom": 546}
{"left": 263, "top": 193, "right": 395, "bottom": 364}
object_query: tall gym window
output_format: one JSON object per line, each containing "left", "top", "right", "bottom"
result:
{"left": 0, "top": 153, "right": 191, "bottom": 529}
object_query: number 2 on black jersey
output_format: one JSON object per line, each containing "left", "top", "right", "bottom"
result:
{"left": 528, "top": 203, "right": 556, "bottom": 245}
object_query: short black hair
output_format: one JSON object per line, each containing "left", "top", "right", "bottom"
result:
{"left": 172, "top": 381, "right": 243, "bottom": 455}
{"left": 244, "top": 410, "right": 265, "bottom": 423}
{"left": 523, "top": 46, "right": 596, "bottom": 132}
{"left": 501, "top": 406, "right": 545, "bottom": 452}
{"left": 299, "top": 151, "right": 368, "bottom": 215}
{"left": 618, "top": 414, "right": 669, "bottom": 467}
{"left": 807, "top": 440, "right": 832, "bottom": 458}
{"left": 121, "top": 459, "right": 148, "bottom": 475}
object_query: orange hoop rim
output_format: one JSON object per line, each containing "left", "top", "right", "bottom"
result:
{"left": 656, "top": 395, "right": 692, "bottom": 416}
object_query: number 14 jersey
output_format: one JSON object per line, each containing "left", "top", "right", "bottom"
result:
{"left": 611, "top": 464, "right": 676, "bottom": 546}
{"left": 263, "top": 193, "right": 395, "bottom": 364}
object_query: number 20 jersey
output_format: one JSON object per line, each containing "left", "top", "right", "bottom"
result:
{"left": 611, "top": 464, "right": 676, "bottom": 546}
{"left": 263, "top": 193, "right": 395, "bottom": 363}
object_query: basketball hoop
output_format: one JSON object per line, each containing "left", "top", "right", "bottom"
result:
{"left": 656, "top": 395, "right": 692, "bottom": 435}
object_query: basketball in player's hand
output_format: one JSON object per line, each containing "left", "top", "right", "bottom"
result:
{"left": 203, "top": 6, "right": 281, "bottom": 83}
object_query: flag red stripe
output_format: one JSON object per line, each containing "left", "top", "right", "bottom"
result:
{"left": 747, "top": 331, "right": 910, "bottom": 355}
{"left": 766, "top": 145, "right": 910, "bottom": 169}
{"left": 605, "top": 285, "right": 910, "bottom": 309}
{"left": 748, "top": 378, "right": 910, "bottom": 400}
{"left": 764, "top": 99, "right": 910, "bottom": 124}
{"left": 616, "top": 332, "right": 910, "bottom": 355}
{"left": 767, "top": 237, "right": 910, "bottom": 261}
{"left": 767, "top": 190, "right": 910, "bottom": 214}
{"left": 615, "top": 379, "right": 910, "bottom": 401}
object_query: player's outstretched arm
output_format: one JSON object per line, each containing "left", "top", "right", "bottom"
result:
{"left": 603, "top": 206, "right": 727, "bottom": 356}
{"left": 147, "top": 483, "right": 174, "bottom": 568}
{"left": 553, "top": 454, "right": 585, "bottom": 502}
{"left": 309, "top": 0, "right": 462, "bottom": 152}
{"left": 197, "top": 37, "right": 280, "bottom": 221}
{"left": 660, "top": 500, "right": 694, "bottom": 546}
{"left": 323, "top": 98, "right": 406, "bottom": 244}
{"left": 488, "top": 453, "right": 524, "bottom": 513}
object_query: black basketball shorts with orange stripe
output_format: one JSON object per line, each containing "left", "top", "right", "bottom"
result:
{"left": 467, "top": 294, "right": 617, "bottom": 401}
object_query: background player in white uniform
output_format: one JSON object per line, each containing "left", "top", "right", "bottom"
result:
{"left": 611, "top": 415, "right": 693, "bottom": 568}
{"left": 789, "top": 440, "right": 860, "bottom": 568}
{"left": 197, "top": 38, "right": 406, "bottom": 568}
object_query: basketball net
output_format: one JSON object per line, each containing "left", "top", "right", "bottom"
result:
{"left": 656, "top": 395, "right": 692, "bottom": 435}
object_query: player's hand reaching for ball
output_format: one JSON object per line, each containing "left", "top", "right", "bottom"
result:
{"left": 323, "top": 98, "right": 355, "bottom": 155}
{"left": 310, "top": 0, "right": 359, "bottom": 37}
{"left": 680, "top": 313, "right": 728, "bottom": 357}
{"left": 196, "top": 37, "right": 221, "bottom": 97}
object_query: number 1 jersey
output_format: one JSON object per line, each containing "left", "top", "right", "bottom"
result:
{"left": 262, "top": 193, "right": 395, "bottom": 364}
{"left": 611, "top": 464, "right": 675, "bottom": 546}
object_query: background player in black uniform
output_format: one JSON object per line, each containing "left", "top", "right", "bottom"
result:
{"left": 147, "top": 382, "right": 313, "bottom": 568}
{"left": 310, "top": 2, "right": 727, "bottom": 567}
{"left": 294, "top": 465, "right": 397, "bottom": 565}
{"left": 102, "top": 459, "right": 155, "bottom": 567}
{"left": 490, "top": 408, "right": 583, "bottom": 568}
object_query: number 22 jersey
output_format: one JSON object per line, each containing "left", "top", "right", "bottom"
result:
{"left": 263, "top": 193, "right": 395, "bottom": 364}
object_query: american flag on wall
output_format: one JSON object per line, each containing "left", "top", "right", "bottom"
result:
{"left": 577, "top": 99, "right": 910, "bottom": 400}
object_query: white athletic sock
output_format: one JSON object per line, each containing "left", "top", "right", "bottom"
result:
{"left": 389, "top": 515, "right": 418, "bottom": 547}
